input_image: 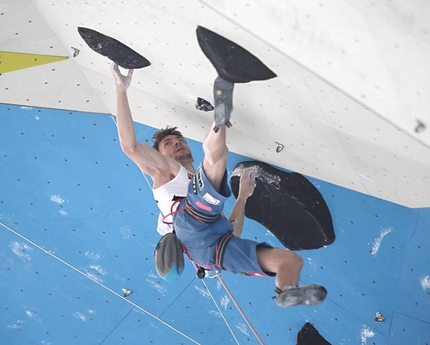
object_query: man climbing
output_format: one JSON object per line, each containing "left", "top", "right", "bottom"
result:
{"left": 112, "top": 63, "right": 327, "bottom": 308}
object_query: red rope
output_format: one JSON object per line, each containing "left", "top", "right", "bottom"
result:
{"left": 217, "top": 274, "right": 265, "bottom": 345}
{"left": 161, "top": 199, "right": 184, "bottom": 225}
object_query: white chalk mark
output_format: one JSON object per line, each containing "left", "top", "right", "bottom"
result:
{"left": 7, "top": 320, "right": 23, "bottom": 329}
{"left": 220, "top": 295, "right": 231, "bottom": 310}
{"left": 84, "top": 271, "right": 103, "bottom": 283}
{"left": 89, "top": 264, "right": 107, "bottom": 275}
{"left": 50, "top": 195, "right": 68, "bottom": 215}
{"left": 10, "top": 242, "right": 33, "bottom": 262}
{"left": 231, "top": 164, "right": 281, "bottom": 190}
{"left": 357, "top": 172, "right": 375, "bottom": 183}
{"left": 120, "top": 226, "right": 131, "bottom": 240}
{"left": 360, "top": 325, "right": 374, "bottom": 344}
{"left": 194, "top": 285, "right": 210, "bottom": 299}
{"left": 85, "top": 251, "right": 102, "bottom": 261}
{"left": 208, "top": 310, "right": 221, "bottom": 318}
{"left": 147, "top": 271, "right": 159, "bottom": 279}
{"left": 50, "top": 195, "right": 65, "bottom": 204}
{"left": 307, "top": 257, "right": 318, "bottom": 272}
{"left": 236, "top": 323, "right": 250, "bottom": 336}
{"left": 146, "top": 279, "right": 167, "bottom": 294}
{"left": 420, "top": 276, "right": 430, "bottom": 291}
{"left": 369, "top": 227, "right": 393, "bottom": 255}
{"left": 73, "top": 312, "right": 86, "bottom": 322}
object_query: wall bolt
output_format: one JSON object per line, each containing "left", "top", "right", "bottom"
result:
{"left": 375, "top": 311, "right": 385, "bottom": 322}
{"left": 122, "top": 288, "right": 132, "bottom": 297}
{"left": 415, "top": 120, "right": 426, "bottom": 133}
{"left": 275, "top": 142, "right": 284, "bottom": 153}
{"left": 71, "top": 47, "right": 80, "bottom": 58}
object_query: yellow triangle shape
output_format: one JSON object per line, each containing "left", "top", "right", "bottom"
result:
{"left": 0, "top": 51, "right": 68, "bottom": 74}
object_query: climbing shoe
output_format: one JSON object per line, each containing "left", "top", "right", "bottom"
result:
{"left": 275, "top": 284, "right": 327, "bottom": 307}
{"left": 213, "top": 76, "right": 234, "bottom": 133}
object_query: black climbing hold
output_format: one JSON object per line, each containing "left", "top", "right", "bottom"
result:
{"left": 297, "top": 322, "right": 331, "bottom": 345}
{"left": 197, "top": 267, "right": 206, "bottom": 279}
{"left": 230, "top": 161, "right": 335, "bottom": 251}
{"left": 78, "top": 27, "right": 151, "bottom": 69}
{"left": 196, "top": 97, "right": 214, "bottom": 112}
{"left": 196, "top": 26, "right": 277, "bottom": 83}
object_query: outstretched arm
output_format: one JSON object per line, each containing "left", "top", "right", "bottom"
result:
{"left": 228, "top": 168, "right": 256, "bottom": 237}
{"left": 112, "top": 63, "right": 174, "bottom": 180}
{"left": 113, "top": 63, "right": 136, "bottom": 153}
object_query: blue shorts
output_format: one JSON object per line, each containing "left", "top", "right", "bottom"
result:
{"left": 173, "top": 163, "right": 273, "bottom": 276}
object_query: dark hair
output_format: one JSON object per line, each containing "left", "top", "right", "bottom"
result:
{"left": 152, "top": 126, "right": 184, "bottom": 151}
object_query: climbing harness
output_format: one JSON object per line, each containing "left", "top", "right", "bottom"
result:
{"left": 184, "top": 200, "right": 220, "bottom": 223}
{"left": 162, "top": 197, "right": 220, "bottom": 225}
{"left": 215, "top": 233, "right": 234, "bottom": 270}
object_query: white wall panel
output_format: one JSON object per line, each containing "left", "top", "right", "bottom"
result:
{"left": 0, "top": 0, "right": 424, "bottom": 206}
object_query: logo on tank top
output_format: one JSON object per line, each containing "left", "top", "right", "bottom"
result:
{"left": 202, "top": 192, "right": 220, "bottom": 205}
{"left": 197, "top": 167, "right": 204, "bottom": 190}
{"left": 192, "top": 175, "right": 197, "bottom": 194}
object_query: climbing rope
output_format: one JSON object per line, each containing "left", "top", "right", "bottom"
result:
{"left": 198, "top": 274, "right": 241, "bottom": 345}
{"left": 0, "top": 222, "right": 201, "bottom": 345}
{"left": 217, "top": 274, "right": 265, "bottom": 345}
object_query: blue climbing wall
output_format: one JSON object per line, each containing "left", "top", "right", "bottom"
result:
{"left": 1, "top": 103, "right": 429, "bottom": 344}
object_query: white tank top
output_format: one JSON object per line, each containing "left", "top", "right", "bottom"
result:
{"left": 152, "top": 165, "right": 193, "bottom": 234}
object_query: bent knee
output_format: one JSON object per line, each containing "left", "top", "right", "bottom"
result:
{"left": 285, "top": 251, "right": 303, "bottom": 269}
{"left": 256, "top": 247, "right": 303, "bottom": 272}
